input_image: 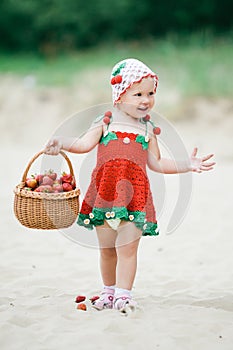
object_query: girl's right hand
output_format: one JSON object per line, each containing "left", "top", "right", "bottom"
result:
{"left": 44, "top": 138, "right": 63, "bottom": 155}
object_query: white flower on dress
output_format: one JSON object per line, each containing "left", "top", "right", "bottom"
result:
{"left": 123, "top": 137, "right": 130, "bottom": 144}
{"left": 105, "top": 212, "right": 111, "bottom": 219}
{"left": 84, "top": 219, "right": 90, "bottom": 225}
{"left": 110, "top": 211, "right": 115, "bottom": 218}
{"left": 129, "top": 215, "right": 134, "bottom": 221}
{"left": 143, "top": 224, "right": 147, "bottom": 230}
{"left": 89, "top": 213, "right": 94, "bottom": 219}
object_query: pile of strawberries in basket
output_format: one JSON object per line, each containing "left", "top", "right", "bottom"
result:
{"left": 25, "top": 170, "right": 76, "bottom": 193}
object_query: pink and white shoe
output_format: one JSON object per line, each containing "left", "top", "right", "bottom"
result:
{"left": 114, "top": 295, "right": 137, "bottom": 314}
{"left": 91, "top": 287, "right": 114, "bottom": 310}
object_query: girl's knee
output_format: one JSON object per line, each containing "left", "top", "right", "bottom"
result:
{"left": 100, "top": 247, "right": 117, "bottom": 259}
{"left": 116, "top": 238, "right": 140, "bottom": 258}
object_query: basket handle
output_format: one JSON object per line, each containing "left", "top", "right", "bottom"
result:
{"left": 21, "top": 150, "right": 75, "bottom": 183}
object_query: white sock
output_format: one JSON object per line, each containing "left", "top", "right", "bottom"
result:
{"left": 103, "top": 285, "right": 115, "bottom": 290}
{"left": 114, "top": 287, "right": 132, "bottom": 298}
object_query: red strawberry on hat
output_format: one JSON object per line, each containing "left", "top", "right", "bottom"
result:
{"left": 111, "top": 77, "right": 116, "bottom": 85}
{"left": 111, "top": 75, "right": 122, "bottom": 85}
{"left": 114, "top": 75, "right": 122, "bottom": 84}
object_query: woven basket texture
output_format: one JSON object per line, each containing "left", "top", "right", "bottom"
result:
{"left": 13, "top": 151, "right": 80, "bottom": 230}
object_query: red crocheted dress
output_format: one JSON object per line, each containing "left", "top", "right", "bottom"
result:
{"left": 77, "top": 130, "right": 159, "bottom": 236}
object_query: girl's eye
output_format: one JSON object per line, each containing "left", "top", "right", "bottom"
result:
{"left": 134, "top": 93, "right": 142, "bottom": 97}
{"left": 149, "top": 91, "right": 154, "bottom": 96}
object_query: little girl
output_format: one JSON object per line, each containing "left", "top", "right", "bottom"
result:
{"left": 45, "top": 58, "right": 215, "bottom": 313}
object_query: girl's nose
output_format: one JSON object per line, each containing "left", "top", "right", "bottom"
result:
{"left": 141, "top": 95, "right": 150, "bottom": 104}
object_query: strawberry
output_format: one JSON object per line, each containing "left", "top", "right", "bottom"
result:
{"left": 26, "top": 178, "right": 37, "bottom": 189}
{"left": 34, "top": 187, "right": 42, "bottom": 192}
{"left": 34, "top": 185, "right": 53, "bottom": 193}
{"left": 62, "top": 183, "right": 73, "bottom": 192}
{"left": 77, "top": 303, "right": 87, "bottom": 311}
{"left": 53, "top": 184, "right": 63, "bottom": 192}
{"left": 47, "top": 170, "right": 57, "bottom": 181}
{"left": 111, "top": 77, "right": 116, "bottom": 85}
{"left": 61, "top": 173, "right": 73, "bottom": 184}
{"left": 42, "top": 176, "right": 54, "bottom": 186}
{"left": 35, "top": 174, "right": 44, "bottom": 184}
{"left": 75, "top": 295, "right": 86, "bottom": 303}
{"left": 114, "top": 75, "right": 122, "bottom": 84}
{"left": 43, "top": 185, "right": 53, "bottom": 192}
{"left": 89, "top": 295, "right": 100, "bottom": 303}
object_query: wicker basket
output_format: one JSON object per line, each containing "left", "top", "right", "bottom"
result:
{"left": 14, "top": 150, "right": 80, "bottom": 230}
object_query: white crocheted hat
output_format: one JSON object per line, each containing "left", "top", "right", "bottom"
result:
{"left": 110, "top": 58, "right": 158, "bottom": 104}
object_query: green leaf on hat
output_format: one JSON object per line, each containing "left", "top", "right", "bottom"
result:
{"left": 112, "top": 62, "right": 126, "bottom": 77}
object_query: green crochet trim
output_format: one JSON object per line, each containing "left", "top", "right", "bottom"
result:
{"left": 77, "top": 207, "right": 159, "bottom": 236}
{"left": 136, "top": 135, "right": 149, "bottom": 150}
{"left": 100, "top": 131, "right": 148, "bottom": 150}
{"left": 140, "top": 222, "right": 159, "bottom": 236}
{"left": 100, "top": 131, "right": 118, "bottom": 146}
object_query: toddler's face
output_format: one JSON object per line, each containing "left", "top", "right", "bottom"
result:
{"left": 117, "top": 77, "right": 155, "bottom": 119}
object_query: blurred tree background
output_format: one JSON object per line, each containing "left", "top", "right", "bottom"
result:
{"left": 0, "top": 0, "right": 232, "bottom": 153}
{"left": 0, "top": 0, "right": 232, "bottom": 54}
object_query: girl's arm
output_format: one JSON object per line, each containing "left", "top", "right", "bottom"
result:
{"left": 44, "top": 123, "right": 103, "bottom": 155}
{"left": 147, "top": 136, "right": 215, "bottom": 174}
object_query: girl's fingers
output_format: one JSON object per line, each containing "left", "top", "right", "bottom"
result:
{"left": 44, "top": 139, "right": 61, "bottom": 155}
{"left": 202, "top": 162, "right": 216, "bottom": 167}
{"left": 200, "top": 165, "right": 214, "bottom": 171}
{"left": 44, "top": 146, "right": 57, "bottom": 155}
{"left": 191, "top": 147, "right": 198, "bottom": 158}
{"left": 191, "top": 150, "right": 215, "bottom": 172}
{"left": 202, "top": 154, "right": 214, "bottom": 161}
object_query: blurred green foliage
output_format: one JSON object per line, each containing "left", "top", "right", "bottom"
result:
{"left": 0, "top": 0, "right": 232, "bottom": 53}
{"left": 0, "top": 37, "right": 232, "bottom": 97}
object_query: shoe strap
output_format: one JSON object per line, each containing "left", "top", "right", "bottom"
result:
{"left": 101, "top": 287, "right": 115, "bottom": 295}
{"left": 114, "top": 295, "right": 131, "bottom": 302}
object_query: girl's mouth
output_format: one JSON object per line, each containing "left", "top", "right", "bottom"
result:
{"left": 137, "top": 107, "right": 149, "bottom": 112}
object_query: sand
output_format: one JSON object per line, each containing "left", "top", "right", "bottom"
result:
{"left": 0, "top": 76, "right": 233, "bottom": 350}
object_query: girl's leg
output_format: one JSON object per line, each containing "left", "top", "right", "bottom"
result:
{"left": 94, "top": 221, "right": 142, "bottom": 311}
{"left": 93, "top": 224, "right": 117, "bottom": 310}
{"left": 115, "top": 222, "right": 142, "bottom": 290}
{"left": 96, "top": 223, "right": 118, "bottom": 286}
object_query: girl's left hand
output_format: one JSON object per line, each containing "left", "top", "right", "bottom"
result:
{"left": 190, "top": 147, "right": 216, "bottom": 173}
